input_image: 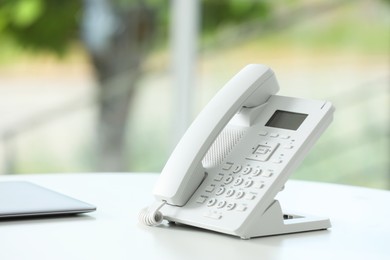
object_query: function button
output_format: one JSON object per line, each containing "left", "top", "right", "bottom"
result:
{"left": 233, "top": 177, "right": 244, "bottom": 186}
{"left": 232, "top": 165, "right": 242, "bottom": 173}
{"left": 243, "top": 180, "right": 253, "bottom": 188}
{"left": 214, "top": 174, "right": 224, "bottom": 181}
{"left": 217, "top": 200, "right": 227, "bottom": 208}
{"left": 280, "top": 135, "right": 290, "bottom": 139}
{"left": 196, "top": 196, "right": 207, "bottom": 204}
{"left": 235, "top": 191, "right": 245, "bottom": 199}
{"left": 261, "top": 170, "right": 273, "bottom": 178}
{"left": 247, "top": 141, "right": 280, "bottom": 162}
{"left": 244, "top": 194, "right": 256, "bottom": 200}
{"left": 205, "top": 185, "right": 215, "bottom": 192}
{"left": 222, "top": 162, "right": 234, "bottom": 171}
{"left": 253, "top": 146, "right": 269, "bottom": 155}
{"left": 226, "top": 202, "right": 236, "bottom": 211}
{"left": 252, "top": 168, "right": 262, "bottom": 176}
{"left": 203, "top": 211, "right": 222, "bottom": 219}
{"left": 258, "top": 131, "right": 268, "bottom": 136}
{"left": 226, "top": 188, "right": 235, "bottom": 197}
{"left": 242, "top": 166, "right": 252, "bottom": 175}
{"left": 216, "top": 187, "right": 226, "bottom": 196}
{"left": 253, "top": 182, "right": 265, "bottom": 189}
{"left": 270, "top": 133, "right": 279, "bottom": 138}
{"left": 224, "top": 176, "right": 234, "bottom": 184}
{"left": 236, "top": 205, "right": 247, "bottom": 212}
{"left": 207, "top": 198, "right": 217, "bottom": 207}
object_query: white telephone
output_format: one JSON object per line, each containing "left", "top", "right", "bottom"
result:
{"left": 139, "top": 64, "right": 334, "bottom": 239}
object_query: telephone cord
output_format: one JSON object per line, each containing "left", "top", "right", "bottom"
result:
{"left": 138, "top": 201, "right": 166, "bottom": 226}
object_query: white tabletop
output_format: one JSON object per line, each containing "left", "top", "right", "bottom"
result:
{"left": 0, "top": 173, "right": 389, "bottom": 260}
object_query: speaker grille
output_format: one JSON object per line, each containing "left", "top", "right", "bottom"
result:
{"left": 202, "top": 126, "right": 246, "bottom": 168}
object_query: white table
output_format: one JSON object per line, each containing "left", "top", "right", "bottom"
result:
{"left": 0, "top": 173, "right": 389, "bottom": 260}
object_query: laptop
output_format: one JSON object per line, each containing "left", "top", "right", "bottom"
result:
{"left": 0, "top": 181, "right": 96, "bottom": 219}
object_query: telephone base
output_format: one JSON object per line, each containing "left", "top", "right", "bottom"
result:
{"left": 241, "top": 200, "right": 331, "bottom": 239}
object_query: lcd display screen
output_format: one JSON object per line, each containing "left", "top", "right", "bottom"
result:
{"left": 265, "top": 110, "right": 308, "bottom": 130}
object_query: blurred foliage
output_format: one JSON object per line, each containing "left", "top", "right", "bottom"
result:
{"left": 201, "top": 0, "right": 270, "bottom": 33}
{"left": 0, "top": 0, "right": 81, "bottom": 55}
{"left": 0, "top": 0, "right": 274, "bottom": 56}
{"left": 2, "top": 0, "right": 387, "bottom": 58}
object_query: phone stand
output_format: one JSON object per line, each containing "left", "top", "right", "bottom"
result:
{"left": 240, "top": 200, "right": 331, "bottom": 239}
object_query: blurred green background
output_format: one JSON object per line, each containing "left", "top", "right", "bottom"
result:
{"left": 0, "top": 0, "right": 389, "bottom": 189}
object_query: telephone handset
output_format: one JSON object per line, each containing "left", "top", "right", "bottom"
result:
{"left": 140, "top": 64, "right": 334, "bottom": 239}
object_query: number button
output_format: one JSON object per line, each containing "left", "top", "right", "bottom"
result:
{"left": 252, "top": 168, "right": 262, "bottom": 176}
{"left": 226, "top": 188, "right": 235, "bottom": 197}
{"left": 224, "top": 176, "right": 234, "bottom": 184}
{"left": 242, "top": 166, "right": 252, "bottom": 175}
{"left": 235, "top": 191, "right": 245, "bottom": 199}
{"left": 226, "top": 202, "right": 236, "bottom": 211}
{"left": 244, "top": 180, "right": 253, "bottom": 188}
{"left": 233, "top": 177, "right": 243, "bottom": 186}
{"left": 216, "top": 187, "right": 225, "bottom": 196}
{"left": 217, "top": 200, "right": 226, "bottom": 208}
{"left": 232, "top": 165, "right": 242, "bottom": 173}
{"left": 207, "top": 198, "right": 217, "bottom": 207}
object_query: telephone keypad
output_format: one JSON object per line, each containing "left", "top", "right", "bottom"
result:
{"left": 199, "top": 131, "right": 297, "bottom": 219}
